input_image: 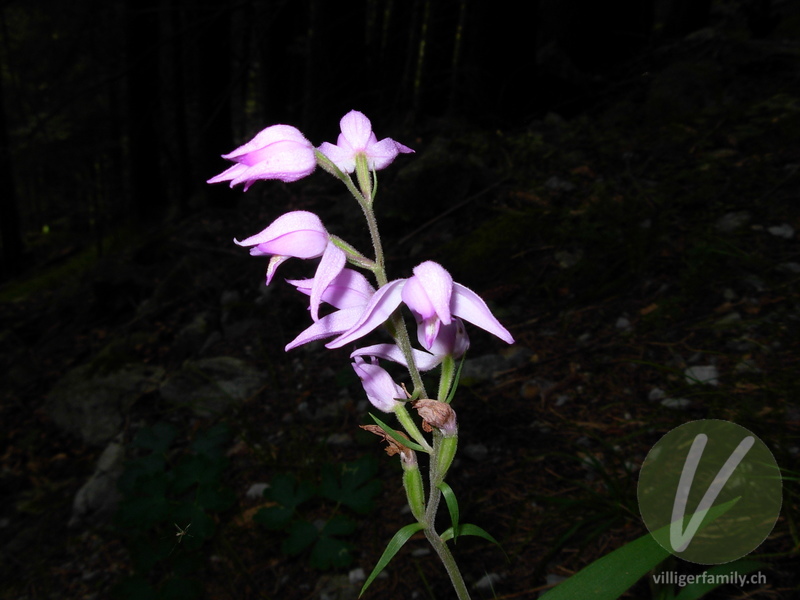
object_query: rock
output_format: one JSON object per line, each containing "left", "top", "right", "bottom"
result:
{"left": 684, "top": 365, "right": 719, "bottom": 386}
{"left": 474, "top": 572, "right": 503, "bottom": 590}
{"left": 714, "top": 211, "right": 751, "bottom": 233}
{"left": 69, "top": 437, "right": 126, "bottom": 527}
{"left": 462, "top": 347, "right": 532, "bottom": 383}
{"left": 159, "top": 356, "right": 267, "bottom": 417}
{"left": 544, "top": 176, "right": 576, "bottom": 192}
{"left": 768, "top": 223, "right": 795, "bottom": 239}
{"left": 463, "top": 443, "right": 488, "bottom": 461}
{"left": 46, "top": 363, "right": 164, "bottom": 446}
{"left": 246, "top": 483, "right": 269, "bottom": 499}
{"left": 661, "top": 398, "right": 692, "bottom": 410}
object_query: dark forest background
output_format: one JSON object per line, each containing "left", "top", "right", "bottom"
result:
{"left": 1, "top": 0, "right": 787, "bottom": 278}
{"left": 2, "top": 1, "right": 800, "bottom": 599}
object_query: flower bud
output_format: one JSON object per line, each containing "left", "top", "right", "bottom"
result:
{"left": 435, "top": 435, "right": 458, "bottom": 481}
{"left": 403, "top": 461, "right": 426, "bottom": 523}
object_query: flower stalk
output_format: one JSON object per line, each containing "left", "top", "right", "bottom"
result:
{"left": 211, "top": 110, "right": 514, "bottom": 600}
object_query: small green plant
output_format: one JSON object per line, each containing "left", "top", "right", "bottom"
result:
{"left": 112, "top": 421, "right": 235, "bottom": 600}
{"left": 253, "top": 454, "right": 382, "bottom": 570}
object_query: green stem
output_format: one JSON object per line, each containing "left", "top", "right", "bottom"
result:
{"left": 424, "top": 529, "right": 472, "bottom": 600}
{"left": 423, "top": 431, "right": 471, "bottom": 599}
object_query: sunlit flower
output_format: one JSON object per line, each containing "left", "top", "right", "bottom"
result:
{"left": 327, "top": 261, "right": 513, "bottom": 348}
{"left": 318, "top": 110, "right": 413, "bottom": 173}
{"left": 234, "top": 211, "right": 344, "bottom": 320}
{"left": 208, "top": 124, "right": 316, "bottom": 190}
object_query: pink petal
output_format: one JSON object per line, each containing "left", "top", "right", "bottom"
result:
{"left": 265, "top": 255, "right": 290, "bottom": 285}
{"left": 364, "top": 138, "right": 404, "bottom": 170}
{"left": 406, "top": 261, "right": 453, "bottom": 323}
{"left": 339, "top": 110, "right": 373, "bottom": 150}
{"left": 318, "top": 141, "right": 356, "bottom": 173}
{"left": 451, "top": 283, "right": 514, "bottom": 344}
{"left": 285, "top": 306, "right": 365, "bottom": 351}
{"left": 352, "top": 357, "right": 404, "bottom": 413}
{"left": 326, "top": 279, "right": 406, "bottom": 348}
{"left": 309, "top": 243, "right": 346, "bottom": 321}
{"left": 351, "top": 344, "right": 442, "bottom": 372}
{"left": 288, "top": 269, "right": 375, "bottom": 310}
{"left": 234, "top": 211, "right": 328, "bottom": 258}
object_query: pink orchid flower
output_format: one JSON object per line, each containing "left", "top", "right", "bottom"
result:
{"left": 318, "top": 110, "right": 413, "bottom": 173}
{"left": 352, "top": 356, "right": 404, "bottom": 413}
{"left": 207, "top": 124, "right": 316, "bottom": 190}
{"left": 351, "top": 319, "right": 470, "bottom": 372}
{"left": 327, "top": 261, "right": 513, "bottom": 349}
{"left": 284, "top": 269, "right": 375, "bottom": 351}
{"left": 234, "top": 211, "right": 344, "bottom": 321}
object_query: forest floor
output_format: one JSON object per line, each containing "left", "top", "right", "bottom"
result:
{"left": 2, "top": 32, "right": 800, "bottom": 600}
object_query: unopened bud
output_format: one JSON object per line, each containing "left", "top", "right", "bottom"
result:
{"left": 403, "top": 462, "right": 426, "bottom": 523}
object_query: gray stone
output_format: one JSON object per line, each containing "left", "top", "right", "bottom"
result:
{"left": 160, "top": 356, "right": 266, "bottom": 417}
{"left": 69, "top": 437, "right": 126, "bottom": 527}
{"left": 46, "top": 363, "right": 164, "bottom": 446}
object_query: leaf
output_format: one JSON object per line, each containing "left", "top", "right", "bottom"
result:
{"left": 444, "top": 354, "right": 467, "bottom": 405}
{"left": 196, "top": 483, "right": 235, "bottom": 512}
{"left": 368, "top": 413, "right": 426, "bottom": 452}
{"left": 437, "top": 481, "right": 460, "bottom": 542}
{"left": 360, "top": 523, "right": 426, "bottom": 597}
{"left": 282, "top": 520, "right": 318, "bottom": 556}
{"left": 158, "top": 577, "right": 202, "bottom": 600}
{"left": 440, "top": 523, "right": 503, "bottom": 555}
{"left": 321, "top": 514, "right": 357, "bottom": 537}
{"left": 320, "top": 456, "right": 381, "bottom": 514}
{"left": 311, "top": 534, "right": 354, "bottom": 570}
{"left": 254, "top": 474, "right": 316, "bottom": 530}
{"left": 132, "top": 422, "right": 177, "bottom": 454}
{"left": 171, "top": 454, "right": 224, "bottom": 493}
{"left": 190, "top": 422, "right": 231, "bottom": 459}
{"left": 539, "top": 498, "right": 739, "bottom": 600}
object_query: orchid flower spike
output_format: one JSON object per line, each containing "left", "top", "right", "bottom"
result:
{"left": 234, "top": 211, "right": 345, "bottom": 321}
{"left": 327, "top": 261, "right": 514, "bottom": 349}
{"left": 284, "top": 269, "right": 375, "bottom": 351}
{"left": 318, "top": 110, "right": 413, "bottom": 174}
{"left": 207, "top": 125, "right": 316, "bottom": 190}
{"left": 352, "top": 356, "right": 405, "bottom": 413}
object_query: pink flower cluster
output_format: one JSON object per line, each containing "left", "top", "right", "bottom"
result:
{"left": 211, "top": 111, "right": 513, "bottom": 414}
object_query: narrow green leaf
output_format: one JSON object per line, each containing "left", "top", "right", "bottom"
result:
{"left": 368, "top": 413, "right": 426, "bottom": 452}
{"left": 445, "top": 354, "right": 467, "bottom": 404}
{"left": 437, "top": 481, "right": 459, "bottom": 542}
{"left": 360, "top": 523, "right": 426, "bottom": 597}
{"left": 539, "top": 497, "right": 740, "bottom": 600}
{"left": 441, "top": 523, "right": 504, "bottom": 555}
